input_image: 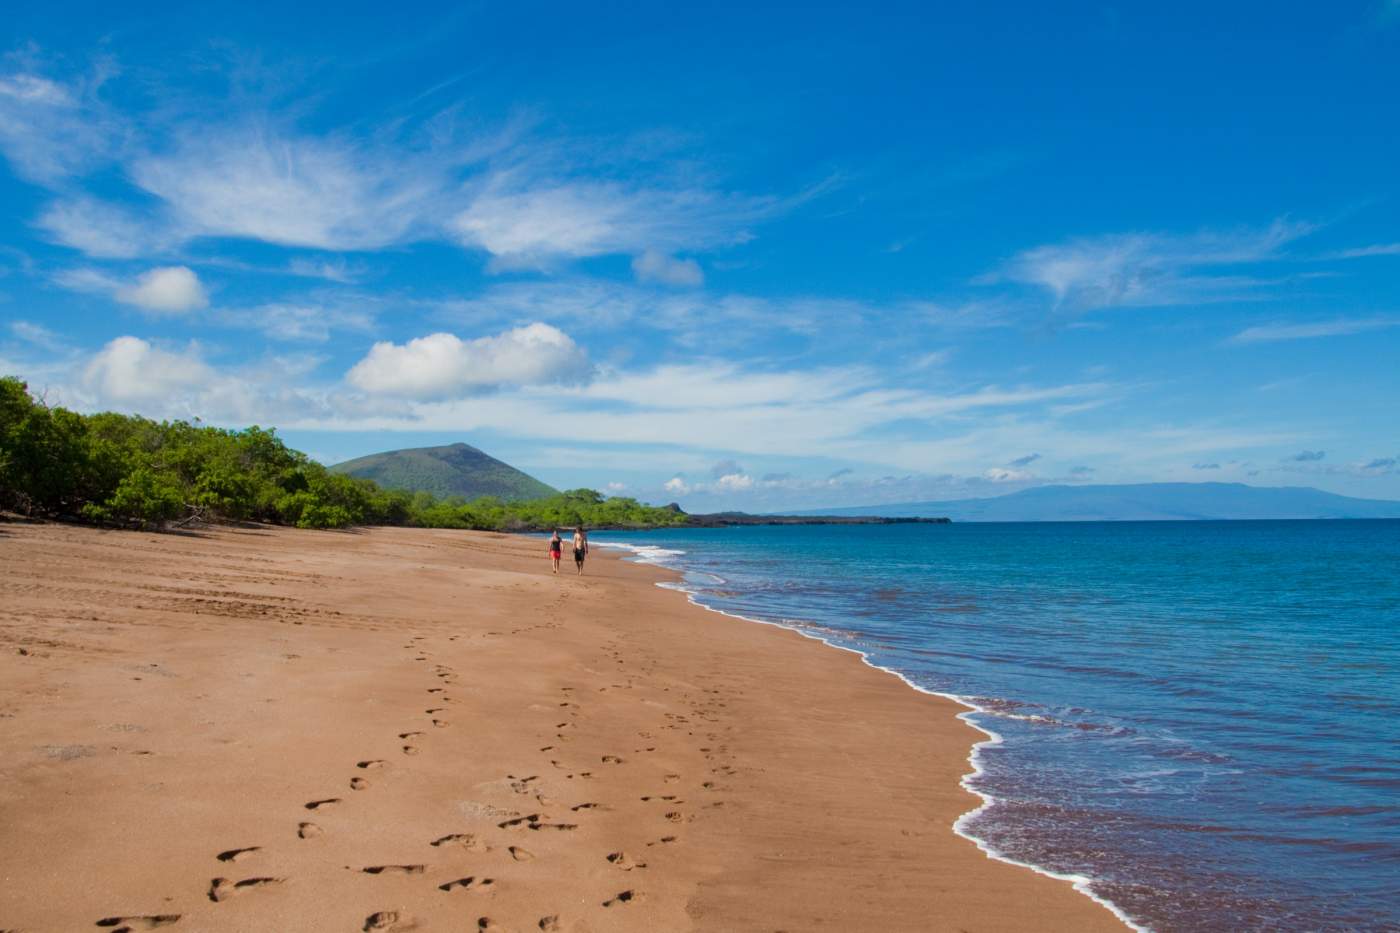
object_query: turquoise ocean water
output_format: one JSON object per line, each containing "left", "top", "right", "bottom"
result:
{"left": 592, "top": 521, "right": 1400, "bottom": 932}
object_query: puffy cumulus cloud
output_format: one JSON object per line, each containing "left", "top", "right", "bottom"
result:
{"left": 1289, "top": 450, "right": 1326, "bottom": 462}
{"left": 346, "top": 323, "right": 591, "bottom": 399}
{"left": 632, "top": 250, "right": 703, "bottom": 287}
{"left": 714, "top": 471, "right": 754, "bottom": 491}
{"left": 116, "top": 266, "right": 208, "bottom": 314}
{"left": 605, "top": 481, "right": 627, "bottom": 492}
{"left": 663, "top": 476, "right": 690, "bottom": 494}
{"left": 82, "top": 336, "right": 214, "bottom": 405}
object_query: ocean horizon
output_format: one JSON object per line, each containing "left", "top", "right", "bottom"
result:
{"left": 595, "top": 519, "right": 1400, "bottom": 932}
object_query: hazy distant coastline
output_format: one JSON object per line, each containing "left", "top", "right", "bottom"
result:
{"left": 792, "top": 482, "right": 1400, "bottom": 523}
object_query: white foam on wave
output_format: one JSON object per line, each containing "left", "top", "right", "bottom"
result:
{"left": 607, "top": 540, "right": 1152, "bottom": 933}
{"left": 595, "top": 540, "right": 687, "bottom": 566}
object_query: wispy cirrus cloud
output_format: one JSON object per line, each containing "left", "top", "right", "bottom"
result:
{"left": 0, "top": 63, "right": 123, "bottom": 183}
{"left": 450, "top": 179, "right": 769, "bottom": 270}
{"left": 993, "top": 219, "right": 1315, "bottom": 311}
{"left": 1225, "top": 316, "right": 1399, "bottom": 344}
{"left": 1, "top": 54, "right": 788, "bottom": 271}
{"left": 1324, "top": 242, "right": 1400, "bottom": 259}
{"left": 219, "top": 301, "right": 376, "bottom": 343}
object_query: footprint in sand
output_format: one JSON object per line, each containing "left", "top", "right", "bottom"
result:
{"left": 508, "top": 774, "right": 538, "bottom": 794}
{"left": 538, "top": 916, "right": 561, "bottom": 931}
{"left": 602, "top": 890, "right": 640, "bottom": 908}
{"left": 351, "top": 777, "right": 370, "bottom": 790}
{"left": 208, "top": 876, "right": 282, "bottom": 902}
{"left": 363, "top": 910, "right": 414, "bottom": 932}
{"left": 431, "top": 833, "right": 486, "bottom": 851}
{"left": 570, "top": 802, "right": 607, "bottom": 812}
{"left": 646, "top": 835, "right": 678, "bottom": 847}
{"left": 601, "top": 755, "right": 624, "bottom": 764}
{"left": 432, "top": 719, "right": 450, "bottom": 728}
{"left": 298, "top": 822, "right": 322, "bottom": 839}
{"left": 399, "top": 731, "right": 424, "bottom": 739}
{"left": 606, "top": 851, "right": 646, "bottom": 871}
{"left": 360, "top": 865, "right": 425, "bottom": 875}
{"left": 357, "top": 760, "right": 388, "bottom": 770}
{"left": 215, "top": 846, "right": 261, "bottom": 862}
{"left": 439, "top": 876, "right": 494, "bottom": 893}
{"left": 96, "top": 915, "right": 181, "bottom": 931}
{"left": 304, "top": 798, "right": 341, "bottom": 810}
{"left": 403, "top": 745, "right": 420, "bottom": 755}
{"left": 507, "top": 845, "right": 534, "bottom": 861}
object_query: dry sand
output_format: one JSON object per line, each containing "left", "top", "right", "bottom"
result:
{"left": 0, "top": 521, "right": 1127, "bottom": 932}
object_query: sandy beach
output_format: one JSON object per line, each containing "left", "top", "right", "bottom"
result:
{"left": 0, "top": 521, "right": 1127, "bottom": 932}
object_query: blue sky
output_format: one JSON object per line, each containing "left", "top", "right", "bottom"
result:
{"left": 2, "top": 0, "right": 1398, "bottom": 511}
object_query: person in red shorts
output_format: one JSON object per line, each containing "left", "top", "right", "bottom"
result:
{"left": 548, "top": 529, "right": 563, "bottom": 574}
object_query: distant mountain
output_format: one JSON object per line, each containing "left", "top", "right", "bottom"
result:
{"left": 330, "top": 443, "right": 557, "bottom": 501}
{"left": 794, "top": 482, "right": 1400, "bottom": 522}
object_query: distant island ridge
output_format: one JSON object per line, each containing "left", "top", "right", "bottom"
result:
{"left": 790, "top": 482, "right": 1400, "bottom": 522}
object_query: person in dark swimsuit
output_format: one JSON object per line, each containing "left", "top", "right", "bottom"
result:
{"left": 549, "top": 530, "right": 563, "bottom": 574}
{"left": 572, "top": 526, "right": 588, "bottom": 575}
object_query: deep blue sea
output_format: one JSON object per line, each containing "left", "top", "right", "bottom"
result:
{"left": 592, "top": 521, "right": 1400, "bottom": 933}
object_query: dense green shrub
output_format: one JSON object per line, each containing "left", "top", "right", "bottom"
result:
{"left": 0, "top": 376, "right": 687, "bottom": 532}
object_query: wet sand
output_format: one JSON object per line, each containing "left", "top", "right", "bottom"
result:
{"left": 0, "top": 521, "right": 1127, "bottom": 932}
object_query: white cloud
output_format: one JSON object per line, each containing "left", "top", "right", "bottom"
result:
{"left": 663, "top": 476, "right": 690, "bottom": 494}
{"left": 450, "top": 181, "right": 764, "bottom": 268}
{"left": 36, "top": 197, "right": 165, "bottom": 259}
{"left": 998, "top": 220, "right": 1314, "bottom": 310}
{"left": 286, "top": 256, "right": 364, "bottom": 283}
{"left": 130, "top": 126, "right": 446, "bottom": 251}
{"left": 346, "top": 323, "right": 591, "bottom": 399}
{"left": 82, "top": 336, "right": 214, "bottom": 405}
{"left": 632, "top": 250, "right": 703, "bottom": 286}
{"left": 1226, "top": 316, "right": 1399, "bottom": 344}
{"left": 983, "top": 467, "right": 1033, "bottom": 482}
{"left": 9, "top": 320, "right": 67, "bottom": 352}
{"left": 714, "top": 472, "right": 754, "bottom": 490}
{"left": 1325, "top": 242, "right": 1400, "bottom": 259}
{"left": 116, "top": 266, "right": 208, "bottom": 314}
{"left": 0, "top": 68, "right": 120, "bottom": 184}
{"left": 225, "top": 302, "right": 375, "bottom": 343}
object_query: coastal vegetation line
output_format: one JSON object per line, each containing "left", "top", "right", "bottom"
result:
{"left": 0, "top": 376, "right": 689, "bottom": 532}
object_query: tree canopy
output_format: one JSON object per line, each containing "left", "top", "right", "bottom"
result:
{"left": 0, "top": 377, "right": 686, "bottom": 532}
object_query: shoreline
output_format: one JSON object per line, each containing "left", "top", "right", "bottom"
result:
{"left": 601, "top": 539, "right": 1147, "bottom": 932}
{"left": 1, "top": 521, "right": 1129, "bottom": 931}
